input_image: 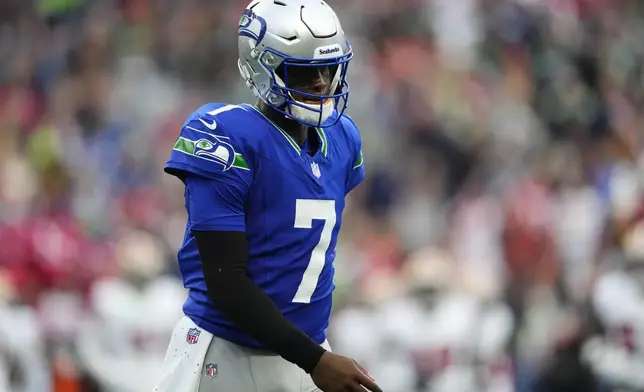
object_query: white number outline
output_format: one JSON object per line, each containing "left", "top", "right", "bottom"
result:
{"left": 292, "top": 199, "right": 336, "bottom": 303}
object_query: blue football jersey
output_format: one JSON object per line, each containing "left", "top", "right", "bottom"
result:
{"left": 165, "top": 103, "right": 365, "bottom": 348}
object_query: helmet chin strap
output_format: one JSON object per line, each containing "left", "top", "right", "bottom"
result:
{"left": 287, "top": 98, "right": 334, "bottom": 126}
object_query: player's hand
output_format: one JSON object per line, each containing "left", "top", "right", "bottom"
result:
{"left": 311, "top": 352, "right": 382, "bottom": 392}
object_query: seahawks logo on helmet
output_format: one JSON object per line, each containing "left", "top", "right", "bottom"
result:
{"left": 238, "top": 8, "right": 267, "bottom": 44}
{"left": 194, "top": 137, "right": 236, "bottom": 171}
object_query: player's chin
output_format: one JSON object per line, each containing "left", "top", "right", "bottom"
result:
{"left": 295, "top": 98, "right": 333, "bottom": 107}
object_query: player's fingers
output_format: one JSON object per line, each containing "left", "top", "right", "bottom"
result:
{"left": 346, "top": 382, "right": 369, "bottom": 392}
{"left": 355, "top": 372, "right": 382, "bottom": 392}
{"left": 353, "top": 360, "right": 374, "bottom": 380}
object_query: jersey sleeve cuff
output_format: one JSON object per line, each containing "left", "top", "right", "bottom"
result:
{"left": 190, "top": 223, "right": 246, "bottom": 232}
{"left": 164, "top": 161, "right": 221, "bottom": 181}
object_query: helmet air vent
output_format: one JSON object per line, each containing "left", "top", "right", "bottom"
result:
{"left": 300, "top": 5, "right": 337, "bottom": 39}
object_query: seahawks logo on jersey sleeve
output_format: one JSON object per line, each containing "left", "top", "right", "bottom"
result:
{"left": 172, "top": 134, "right": 249, "bottom": 172}
{"left": 194, "top": 138, "right": 234, "bottom": 168}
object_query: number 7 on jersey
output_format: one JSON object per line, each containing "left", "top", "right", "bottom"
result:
{"left": 292, "top": 199, "right": 336, "bottom": 304}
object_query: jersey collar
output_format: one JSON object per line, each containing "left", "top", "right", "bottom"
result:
{"left": 245, "top": 105, "right": 327, "bottom": 157}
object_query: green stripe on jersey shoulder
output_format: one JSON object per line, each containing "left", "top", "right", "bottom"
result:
{"left": 173, "top": 137, "right": 196, "bottom": 154}
{"left": 353, "top": 149, "right": 364, "bottom": 169}
{"left": 232, "top": 153, "right": 250, "bottom": 170}
{"left": 173, "top": 137, "right": 250, "bottom": 171}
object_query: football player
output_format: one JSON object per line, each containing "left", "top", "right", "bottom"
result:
{"left": 584, "top": 217, "right": 644, "bottom": 390}
{"left": 152, "top": 1, "right": 379, "bottom": 392}
{"left": 77, "top": 229, "right": 185, "bottom": 392}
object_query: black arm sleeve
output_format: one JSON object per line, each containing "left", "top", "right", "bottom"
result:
{"left": 192, "top": 229, "right": 326, "bottom": 373}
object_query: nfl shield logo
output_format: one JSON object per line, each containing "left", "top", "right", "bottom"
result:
{"left": 186, "top": 328, "right": 201, "bottom": 345}
{"left": 205, "top": 363, "right": 218, "bottom": 379}
{"left": 311, "top": 162, "right": 321, "bottom": 178}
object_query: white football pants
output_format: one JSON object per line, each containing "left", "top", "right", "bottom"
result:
{"left": 151, "top": 316, "right": 330, "bottom": 392}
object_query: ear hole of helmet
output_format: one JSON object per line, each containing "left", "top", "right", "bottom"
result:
{"left": 245, "top": 61, "right": 257, "bottom": 77}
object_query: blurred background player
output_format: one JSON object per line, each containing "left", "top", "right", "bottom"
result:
{"left": 332, "top": 246, "right": 515, "bottom": 392}
{"left": 585, "top": 206, "right": 644, "bottom": 392}
{"left": 0, "top": 270, "right": 50, "bottom": 392}
{"left": 76, "top": 229, "right": 184, "bottom": 392}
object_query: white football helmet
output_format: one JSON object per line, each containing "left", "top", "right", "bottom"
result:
{"left": 237, "top": 0, "right": 353, "bottom": 127}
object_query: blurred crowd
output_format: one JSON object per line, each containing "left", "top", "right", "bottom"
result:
{"left": 0, "top": 0, "right": 643, "bottom": 391}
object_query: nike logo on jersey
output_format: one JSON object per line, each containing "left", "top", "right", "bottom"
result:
{"left": 199, "top": 118, "right": 217, "bottom": 130}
